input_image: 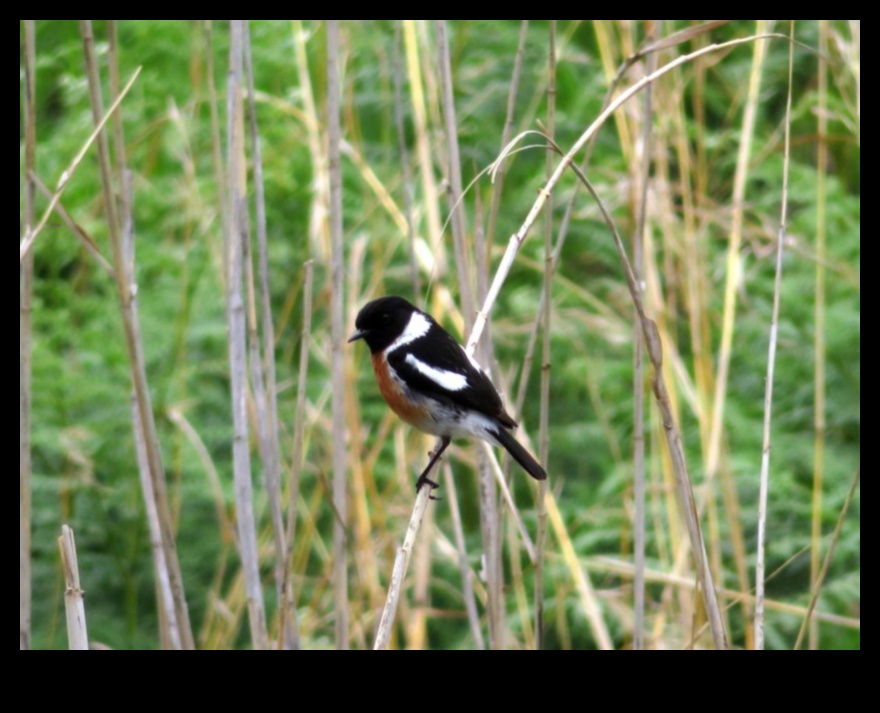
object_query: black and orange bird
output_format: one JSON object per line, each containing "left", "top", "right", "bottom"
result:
{"left": 349, "top": 296, "right": 547, "bottom": 491}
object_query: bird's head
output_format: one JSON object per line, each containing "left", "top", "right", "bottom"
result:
{"left": 349, "top": 296, "right": 427, "bottom": 354}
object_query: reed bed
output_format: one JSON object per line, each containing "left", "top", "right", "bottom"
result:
{"left": 20, "top": 20, "right": 859, "bottom": 650}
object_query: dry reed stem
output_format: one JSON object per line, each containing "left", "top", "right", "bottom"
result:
{"left": 19, "top": 66, "right": 142, "bottom": 264}
{"left": 133, "top": 397, "right": 182, "bottom": 650}
{"left": 706, "top": 22, "right": 769, "bottom": 482}
{"left": 443, "top": 464, "right": 486, "bottom": 649}
{"left": 755, "top": 21, "right": 796, "bottom": 652}
{"left": 279, "top": 261, "right": 314, "bottom": 649}
{"left": 534, "top": 20, "right": 556, "bottom": 651}
{"left": 226, "top": 20, "right": 269, "bottom": 650}
{"left": 403, "top": 21, "right": 445, "bottom": 273}
{"left": 243, "top": 21, "right": 287, "bottom": 625}
{"left": 30, "top": 174, "right": 114, "bottom": 276}
{"left": 204, "top": 21, "right": 228, "bottom": 258}
{"left": 851, "top": 22, "right": 860, "bottom": 145}
{"left": 810, "top": 19, "right": 829, "bottom": 653}
{"left": 632, "top": 20, "right": 657, "bottom": 651}
{"left": 591, "top": 556, "right": 860, "bottom": 633}
{"left": 80, "top": 20, "right": 195, "bottom": 650}
{"left": 469, "top": 33, "right": 782, "bottom": 353}
{"left": 561, "top": 150, "right": 727, "bottom": 649}
{"left": 795, "top": 468, "right": 860, "bottom": 650}
{"left": 546, "top": 491, "right": 613, "bottom": 650}
{"left": 292, "top": 21, "right": 331, "bottom": 262}
{"left": 374, "top": 464, "right": 438, "bottom": 650}
{"left": 59, "top": 526, "right": 88, "bottom": 651}
{"left": 21, "top": 19, "right": 36, "bottom": 653}
{"left": 327, "top": 19, "right": 350, "bottom": 651}
{"left": 107, "top": 22, "right": 128, "bottom": 191}
{"left": 475, "top": 35, "right": 780, "bottom": 650}
{"left": 486, "top": 20, "right": 530, "bottom": 251}
{"left": 392, "top": 23, "right": 421, "bottom": 300}
{"left": 436, "top": 20, "right": 475, "bottom": 325}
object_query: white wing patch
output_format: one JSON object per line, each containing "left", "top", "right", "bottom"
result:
{"left": 405, "top": 353, "right": 469, "bottom": 392}
{"left": 386, "top": 312, "right": 431, "bottom": 354}
{"left": 462, "top": 346, "right": 483, "bottom": 373}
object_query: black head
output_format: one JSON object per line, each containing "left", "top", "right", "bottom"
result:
{"left": 349, "top": 296, "right": 424, "bottom": 354}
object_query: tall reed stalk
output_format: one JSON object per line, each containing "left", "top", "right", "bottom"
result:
{"left": 79, "top": 19, "right": 195, "bottom": 651}
{"left": 535, "top": 20, "right": 556, "bottom": 651}
{"left": 810, "top": 19, "right": 830, "bottom": 652}
{"left": 632, "top": 20, "right": 657, "bottom": 651}
{"left": 226, "top": 19, "right": 269, "bottom": 650}
{"left": 327, "top": 19, "right": 350, "bottom": 651}
{"left": 20, "top": 18, "right": 36, "bottom": 653}
{"left": 755, "top": 21, "right": 795, "bottom": 651}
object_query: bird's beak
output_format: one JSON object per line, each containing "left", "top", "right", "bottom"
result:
{"left": 348, "top": 330, "right": 367, "bottom": 344}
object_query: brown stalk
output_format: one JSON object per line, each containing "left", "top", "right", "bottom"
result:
{"left": 79, "top": 20, "right": 194, "bottom": 651}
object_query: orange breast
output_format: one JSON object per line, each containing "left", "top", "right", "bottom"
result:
{"left": 372, "top": 353, "right": 433, "bottom": 432}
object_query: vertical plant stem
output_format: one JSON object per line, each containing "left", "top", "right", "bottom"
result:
{"left": 392, "top": 23, "right": 421, "bottom": 301}
{"left": 243, "top": 20, "right": 287, "bottom": 621}
{"left": 706, "top": 21, "right": 769, "bottom": 482}
{"left": 486, "top": 20, "right": 530, "bottom": 250}
{"left": 795, "top": 468, "right": 860, "bottom": 651}
{"left": 59, "top": 526, "right": 88, "bottom": 651}
{"left": 562, "top": 156, "right": 728, "bottom": 650}
{"left": 281, "top": 260, "right": 314, "bottom": 650}
{"left": 374, "top": 451, "right": 442, "bottom": 651}
{"left": 204, "top": 20, "right": 228, "bottom": 264}
{"left": 21, "top": 18, "right": 36, "bottom": 653}
{"left": 403, "top": 21, "right": 444, "bottom": 268}
{"left": 80, "top": 19, "right": 195, "bottom": 651}
{"left": 755, "top": 21, "right": 795, "bottom": 652}
{"left": 435, "top": 20, "right": 474, "bottom": 325}
{"left": 133, "top": 395, "right": 182, "bottom": 650}
{"left": 633, "top": 20, "right": 657, "bottom": 651}
{"left": 810, "top": 19, "right": 829, "bottom": 652}
{"left": 327, "top": 19, "right": 350, "bottom": 651}
{"left": 107, "top": 22, "right": 128, "bottom": 188}
{"left": 444, "top": 465, "right": 485, "bottom": 650}
{"left": 535, "top": 20, "right": 556, "bottom": 652}
{"left": 226, "top": 19, "right": 269, "bottom": 650}
{"left": 851, "top": 21, "right": 860, "bottom": 146}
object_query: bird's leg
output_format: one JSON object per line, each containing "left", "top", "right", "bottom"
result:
{"left": 416, "top": 436, "right": 450, "bottom": 495}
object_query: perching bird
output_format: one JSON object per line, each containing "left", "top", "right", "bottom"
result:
{"left": 349, "top": 296, "right": 547, "bottom": 491}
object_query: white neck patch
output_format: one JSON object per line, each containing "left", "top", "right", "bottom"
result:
{"left": 386, "top": 312, "right": 431, "bottom": 354}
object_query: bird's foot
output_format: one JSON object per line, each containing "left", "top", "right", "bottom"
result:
{"left": 416, "top": 473, "right": 441, "bottom": 500}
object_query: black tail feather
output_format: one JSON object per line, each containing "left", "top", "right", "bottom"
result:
{"left": 492, "top": 428, "right": 547, "bottom": 481}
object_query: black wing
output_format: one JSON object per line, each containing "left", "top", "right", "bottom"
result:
{"left": 387, "top": 325, "right": 515, "bottom": 427}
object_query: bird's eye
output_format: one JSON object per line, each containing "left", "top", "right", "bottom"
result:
{"left": 381, "top": 314, "right": 390, "bottom": 322}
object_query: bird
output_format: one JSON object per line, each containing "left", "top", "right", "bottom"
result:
{"left": 349, "top": 296, "right": 547, "bottom": 492}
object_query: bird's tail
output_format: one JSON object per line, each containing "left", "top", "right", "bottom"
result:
{"left": 492, "top": 428, "right": 547, "bottom": 481}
